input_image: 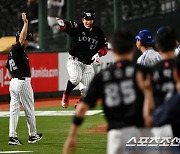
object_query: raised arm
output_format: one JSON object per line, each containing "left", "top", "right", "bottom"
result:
{"left": 56, "top": 18, "right": 78, "bottom": 36}
{"left": 19, "top": 13, "right": 28, "bottom": 46}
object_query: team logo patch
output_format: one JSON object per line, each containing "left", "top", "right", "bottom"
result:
{"left": 86, "top": 13, "right": 91, "bottom": 17}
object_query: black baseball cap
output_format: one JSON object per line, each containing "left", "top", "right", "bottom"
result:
{"left": 82, "top": 10, "right": 95, "bottom": 20}
{"left": 15, "top": 30, "right": 34, "bottom": 42}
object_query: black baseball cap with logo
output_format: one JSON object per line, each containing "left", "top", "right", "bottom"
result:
{"left": 15, "top": 30, "right": 34, "bottom": 42}
{"left": 82, "top": 10, "right": 95, "bottom": 20}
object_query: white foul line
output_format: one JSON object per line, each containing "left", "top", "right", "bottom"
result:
{"left": 0, "top": 151, "right": 33, "bottom": 153}
{"left": 0, "top": 110, "right": 103, "bottom": 117}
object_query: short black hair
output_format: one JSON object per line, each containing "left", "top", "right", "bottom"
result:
{"left": 155, "top": 27, "right": 177, "bottom": 52}
{"left": 110, "top": 29, "right": 135, "bottom": 54}
{"left": 140, "top": 41, "right": 153, "bottom": 48}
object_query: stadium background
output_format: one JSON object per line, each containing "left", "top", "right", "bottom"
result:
{"left": 0, "top": 0, "right": 180, "bottom": 153}
{"left": 1, "top": 0, "right": 180, "bottom": 101}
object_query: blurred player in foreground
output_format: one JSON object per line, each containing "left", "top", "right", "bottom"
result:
{"left": 136, "top": 29, "right": 161, "bottom": 66}
{"left": 157, "top": 26, "right": 180, "bottom": 56}
{"left": 56, "top": 10, "right": 108, "bottom": 108}
{"left": 6, "top": 13, "right": 42, "bottom": 145}
{"left": 63, "top": 29, "right": 153, "bottom": 154}
{"left": 145, "top": 55, "right": 180, "bottom": 139}
{"left": 144, "top": 27, "right": 178, "bottom": 140}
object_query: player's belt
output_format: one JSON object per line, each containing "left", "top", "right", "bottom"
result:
{"left": 13, "top": 77, "right": 31, "bottom": 81}
{"left": 18, "top": 77, "right": 26, "bottom": 80}
{"left": 70, "top": 56, "right": 92, "bottom": 65}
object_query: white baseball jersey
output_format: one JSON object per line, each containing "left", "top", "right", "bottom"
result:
{"left": 175, "top": 44, "right": 180, "bottom": 56}
{"left": 137, "top": 49, "right": 161, "bottom": 66}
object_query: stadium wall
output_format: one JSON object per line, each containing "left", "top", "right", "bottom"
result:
{"left": 0, "top": 51, "right": 114, "bottom": 102}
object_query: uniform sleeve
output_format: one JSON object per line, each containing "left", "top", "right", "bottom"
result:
{"left": 137, "top": 56, "right": 142, "bottom": 64}
{"left": 61, "top": 21, "right": 78, "bottom": 37}
{"left": 136, "top": 64, "right": 152, "bottom": 77}
{"left": 144, "top": 56, "right": 161, "bottom": 67}
{"left": 82, "top": 73, "right": 102, "bottom": 108}
{"left": 97, "top": 30, "right": 108, "bottom": 56}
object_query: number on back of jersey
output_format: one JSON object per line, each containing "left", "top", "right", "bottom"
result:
{"left": 104, "top": 80, "right": 136, "bottom": 107}
{"left": 162, "top": 82, "right": 174, "bottom": 101}
{"left": 9, "top": 59, "right": 17, "bottom": 71}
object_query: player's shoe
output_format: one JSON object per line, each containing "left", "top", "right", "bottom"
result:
{"left": 61, "top": 93, "right": 69, "bottom": 108}
{"left": 8, "top": 137, "right": 22, "bottom": 145}
{"left": 28, "top": 133, "right": 42, "bottom": 143}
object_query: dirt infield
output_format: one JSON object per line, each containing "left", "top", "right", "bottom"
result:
{"left": 87, "top": 123, "right": 108, "bottom": 134}
{"left": 0, "top": 96, "right": 80, "bottom": 111}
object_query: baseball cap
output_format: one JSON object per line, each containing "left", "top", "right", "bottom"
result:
{"left": 15, "top": 30, "right": 34, "bottom": 42}
{"left": 135, "top": 29, "right": 155, "bottom": 46}
{"left": 156, "top": 26, "right": 168, "bottom": 34}
{"left": 82, "top": 10, "right": 95, "bottom": 20}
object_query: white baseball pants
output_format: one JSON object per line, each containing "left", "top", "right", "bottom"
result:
{"left": 67, "top": 55, "right": 95, "bottom": 94}
{"left": 9, "top": 78, "right": 37, "bottom": 137}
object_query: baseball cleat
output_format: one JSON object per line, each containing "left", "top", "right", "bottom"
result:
{"left": 8, "top": 137, "right": 22, "bottom": 145}
{"left": 28, "top": 133, "right": 42, "bottom": 143}
{"left": 61, "top": 93, "right": 69, "bottom": 108}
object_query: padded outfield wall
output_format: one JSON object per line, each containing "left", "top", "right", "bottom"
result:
{"left": 0, "top": 51, "right": 114, "bottom": 102}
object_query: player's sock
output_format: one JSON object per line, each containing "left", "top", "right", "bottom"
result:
{"left": 65, "top": 80, "right": 77, "bottom": 95}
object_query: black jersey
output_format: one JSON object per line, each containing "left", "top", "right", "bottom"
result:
{"left": 6, "top": 42, "right": 31, "bottom": 78}
{"left": 82, "top": 60, "right": 149, "bottom": 130}
{"left": 63, "top": 21, "right": 107, "bottom": 64}
{"left": 152, "top": 59, "right": 176, "bottom": 107}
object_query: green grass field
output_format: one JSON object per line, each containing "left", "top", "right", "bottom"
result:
{"left": 0, "top": 106, "right": 107, "bottom": 154}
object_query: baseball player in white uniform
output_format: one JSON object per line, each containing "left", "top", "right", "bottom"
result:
{"left": 136, "top": 29, "right": 161, "bottom": 66}
{"left": 57, "top": 10, "right": 108, "bottom": 108}
{"left": 6, "top": 13, "right": 42, "bottom": 145}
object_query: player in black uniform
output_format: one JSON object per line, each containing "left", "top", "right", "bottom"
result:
{"left": 56, "top": 10, "right": 108, "bottom": 108}
{"left": 6, "top": 13, "right": 42, "bottom": 145}
{"left": 144, "top": 54, "right": 180, "bottom": 139}
{"left": 144, "top": 27, "right": 177, "bottom": 139}
{"left": 152, "top": 27, "right": 177, "bottom": 108}
{"left": 63, "top": 30, "right": 152, "bottom": 154}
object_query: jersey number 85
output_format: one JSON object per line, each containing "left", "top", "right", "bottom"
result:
{"left": 104, "top": 80, "right": 136, "bottom": 107}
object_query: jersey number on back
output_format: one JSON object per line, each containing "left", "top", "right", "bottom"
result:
{"left": 104, "top": 80, "right": 136, "bottom": 107}
{"left": 162, "top": 82, "right": 174, "bottom": 101}
{"left": 9, "top": 59, "right": 18, "bottom": 71}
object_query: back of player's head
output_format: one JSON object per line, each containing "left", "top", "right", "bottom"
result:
{"left": 156, "top": 26, "right": 168, "bottom": 34}
{"left": 82, "top": 10, "right": 95, "bottom": 20}
{"left": 15, "top": 30, "right": 34, "bottom": 42}
{"left": 110, "top": 29, "right": 135, "bottom": 54}
{"left": 135, "top": 29, "right": 155, "bottom": 47}
{"left": 155, "top": 27, "right": 177, "bottom": 52}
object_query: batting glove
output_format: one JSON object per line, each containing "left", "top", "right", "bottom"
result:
{"left": 91, "top": 53, "right": 100, "bottom": 65}
{"left": 56, "top": 17, "right": 65, "bottom": 26}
